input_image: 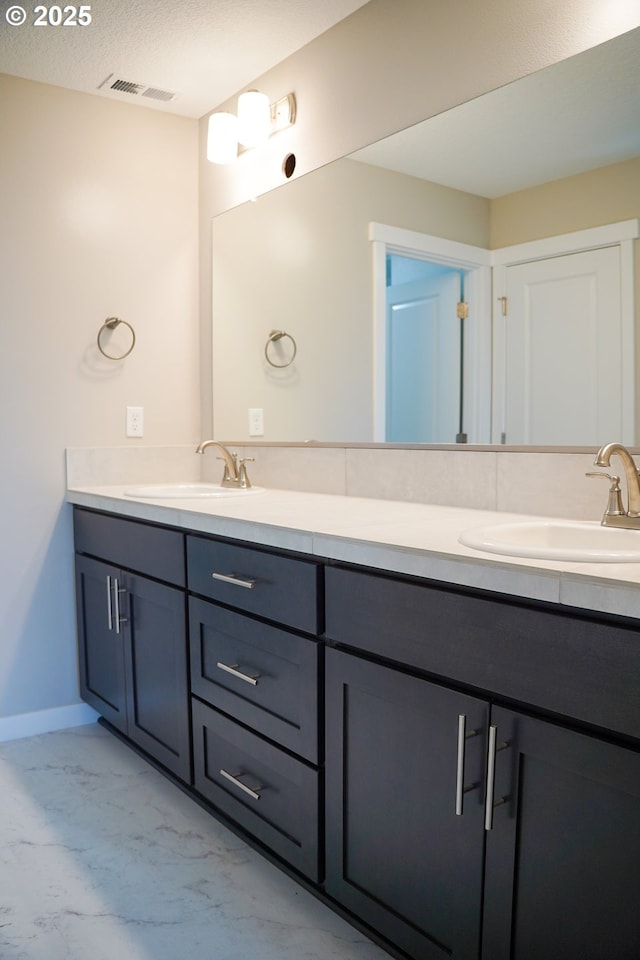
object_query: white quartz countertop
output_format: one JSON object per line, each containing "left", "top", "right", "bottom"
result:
{"left": 66, "top": 484, "right": 640, "bottom": 620}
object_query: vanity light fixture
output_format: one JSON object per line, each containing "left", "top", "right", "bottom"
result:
{"left": 237, "top": 90, "right": 270, "bottom": 147}
{"left": 207, "top": 91, "right": 296, "bottom": 164}
{"left": 207, "top": 111, "right": 239, "bottom": 164}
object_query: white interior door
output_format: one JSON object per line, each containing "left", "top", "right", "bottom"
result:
{"left": 498, "top": 246, "right": 626, "bottom": 445}
{"left": 386, "top": 271, "right": 461, "bottom": 442}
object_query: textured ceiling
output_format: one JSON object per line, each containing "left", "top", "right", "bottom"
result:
{"left": 0, "top": 0, "right": 371, "bottom": 118}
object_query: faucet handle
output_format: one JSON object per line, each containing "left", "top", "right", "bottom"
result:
{"left": 238, "top": 457, "right": 255, "bottom": 489}
{"left": 586, "top": 472, "right": 625, "bottom": 518}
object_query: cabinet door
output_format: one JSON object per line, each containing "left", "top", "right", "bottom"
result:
{"left": 75, "top": 555, "right": 127, "bottom": 733}
{"left": 123, "top": 573, "right": 191, "bottom": 783}
{"left": 325, "top": 647, "right": 488, "bottom": 960}
{"left": 483, "top": 706, "right": 640, "bottom": 960}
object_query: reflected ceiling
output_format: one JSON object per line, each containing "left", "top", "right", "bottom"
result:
{"left": 352, "top": 27, "right": 640, "bottom": 197}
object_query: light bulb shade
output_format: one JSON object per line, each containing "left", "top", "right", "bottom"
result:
{"left": 207, "top": 112, "right": 238, "bottom": 164}
{"left": 237, "top": 90, "right": 270, "bottom": 148}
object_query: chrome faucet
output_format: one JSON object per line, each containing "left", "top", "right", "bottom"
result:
{"left": 589, "top": 442, "right": 640, "bottom": 527}
{"left": 195, "top": 440, "right": 254, "bottom": 489}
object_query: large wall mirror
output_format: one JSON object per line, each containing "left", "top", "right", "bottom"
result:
{"left": 212, "top": 27, "right": 640, "bottom": 447}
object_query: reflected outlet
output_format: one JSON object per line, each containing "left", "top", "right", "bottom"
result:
{"left": 249, "top": 408, "right": 264, "bottom": 436}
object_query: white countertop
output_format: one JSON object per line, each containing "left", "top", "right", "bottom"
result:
{"left": 66, "top": 485, "right": 640, "bottom": 620}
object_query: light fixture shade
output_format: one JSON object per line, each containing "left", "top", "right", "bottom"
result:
{"left": 207, "top": 112, "right": 238, "bottom": 164}
{"left": 237, "top": 90, "right": 271, "bottom": 148}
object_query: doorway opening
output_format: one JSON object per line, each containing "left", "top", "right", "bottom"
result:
{"left": 371, "top": 222, "right": 492, "bottom": 443}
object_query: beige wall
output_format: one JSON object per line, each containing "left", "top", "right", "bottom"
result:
{"left": 0, "top": 75, "right": 199, "bottom": 721}
{"left": 212, "top": 157, "right": 489, "bottom": 441}
{"left": 199, "top": 0, "right": 640, "bottom": 435}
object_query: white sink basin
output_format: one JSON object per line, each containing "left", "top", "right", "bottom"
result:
{"left": 459, "top": 519, "right": 640, "bottom": 562}
{"left": 123, "top": 483, "right": 265, "bottom": 499}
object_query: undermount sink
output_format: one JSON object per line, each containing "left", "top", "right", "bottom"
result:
{"left": 123, "top": 482, "right": 265, "bottom": 499}
{"left": 459, "top": 519, "right": 640, "bottom": 563}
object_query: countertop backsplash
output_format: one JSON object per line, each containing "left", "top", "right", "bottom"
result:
{"left": 66, "top": 444, "right": 607, "bottom": 521}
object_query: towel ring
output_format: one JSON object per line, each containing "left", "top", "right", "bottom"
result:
{"left": 265, "top": 329, "right": 297, "bottom": 368}
{"left": 97, "top": 317, "right": 136, "bottom": 360}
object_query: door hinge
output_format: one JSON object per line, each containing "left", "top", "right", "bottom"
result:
{"left": 497, "top": 296, "right": 508, "bottom": 316}
{"left": 457, "top": 300, "right": 469, "bottom": 320}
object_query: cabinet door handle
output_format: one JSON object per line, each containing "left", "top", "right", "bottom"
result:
{"left": 112, "top": 578, "right": 128, "bottom": 635}
{"left": 212, "top": 572, "right": 256, "bottom": 590}
{"left": 219, "top": 768, "right": 262, "bottom": 800}
{"left": 106, "top": 575, "right": 114, "bottom": 630}
{"left": 484, "top": 724, "right": 510, "bottom": 831}
{"left": 455, "top": 713, "right": 479, "bottom": 816}
{"left": 216, "top": 661, "right": 260, "bottom": 686}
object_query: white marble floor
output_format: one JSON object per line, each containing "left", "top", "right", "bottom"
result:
{"left": 0, "top": 723, "right": 389, "bottom": 960}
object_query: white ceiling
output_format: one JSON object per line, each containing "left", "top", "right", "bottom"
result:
{"left": 352, "top": 27, "right": 640, "bottom": 198}
{"left": 0, "top": 0, "right": 370, "bottom": 118}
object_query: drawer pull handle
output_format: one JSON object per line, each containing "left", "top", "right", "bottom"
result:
{"left": 216, "top": 661, "right": 260, "bottom": 686}
{"left": 212, "top": 572, "right": 256, "bottom": 590}
{"left": 220, "top": 768, "right": 262, "bottom": 801}
{"left": 455, "top": 714, "right": 479, "bottom": 816}
{"left": 484, "top": 724, "right": 510, "bottom": 831}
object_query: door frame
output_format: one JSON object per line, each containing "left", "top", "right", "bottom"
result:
{"left": 370, "top": 222, "right": 493, "bottom": 443}
{"left": 491, "top": 219, "right": 640, "bottom": 444}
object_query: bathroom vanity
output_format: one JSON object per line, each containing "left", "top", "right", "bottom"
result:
{"left": 68, "top": 486, "right": 640, "bottom": 960}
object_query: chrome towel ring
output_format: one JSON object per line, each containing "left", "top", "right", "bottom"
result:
{"left": 265, "top": 329, "right": 297, "bottom": 368}
{"left": 97, "top": 317, "right": 136, "bottom": 360}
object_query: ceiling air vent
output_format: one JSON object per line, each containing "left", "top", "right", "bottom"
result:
{"left": 110, "top": 78, "right": 145, "bottom": 96}
{"left": 98, "top": 74, "right": 177, "bottom": 103}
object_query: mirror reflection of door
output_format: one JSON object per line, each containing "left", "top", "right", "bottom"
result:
{"left": 385, "top": 256, "right": 465, "bottom": 442}
{"left": 501, "top": 246, "right": 625, "bottom": 444}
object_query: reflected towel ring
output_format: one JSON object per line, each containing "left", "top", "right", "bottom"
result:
{"left": 97, "top": 317, "right": 136, "bottom": 360}
{"left": 265, "top": 329, "right": 297, "bottom": 368}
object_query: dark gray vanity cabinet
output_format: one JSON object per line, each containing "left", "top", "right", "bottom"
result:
{"left": 74, "top": 508, "right": 191, "bottom": 783}
{"left": 186, "top": 533, "right": 323, "bottom": 881}
{"left": 72, "top": 504, "right": 640, "bottom": 960}
{"left": 325, "top": 565, "right": 640, "bottom": 960}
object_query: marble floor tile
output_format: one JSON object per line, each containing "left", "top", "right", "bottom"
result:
{"left": 0, "top": 724, "right": 388, "bottom": 960}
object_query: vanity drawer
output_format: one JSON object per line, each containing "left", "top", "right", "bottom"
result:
{"left": 325, "top": 565, "right": 640, "bottom": 741}
{"left": 189, "top": 598, "right": 319, "bottom": 762}
{"left": 74, "top": 507, "right": 185, "bottom": 587}
{"left": 192, "top": 698, "right": 319, "bottom": 881}
{"left": 187, "top": 535, "right": 321, "bottom": 634}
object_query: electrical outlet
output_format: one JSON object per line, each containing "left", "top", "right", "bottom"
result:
{"left": 126, "top": 406, "right": 144, "bottom": 437}
{"left": 248, "top": 408, "right": 264, "bottom": 436}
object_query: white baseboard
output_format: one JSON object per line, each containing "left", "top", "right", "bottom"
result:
{"left": 0, "top": 703, "right": 99, "bottom": 742}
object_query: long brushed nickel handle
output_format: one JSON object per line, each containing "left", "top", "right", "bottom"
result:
{"left": 106, "top": 575, "right": 113, "bottom": 631}
{"left": 485, "top": 724, "right": 509, "bottom": 830}
{"left": 455, "top": 714, "right": 479, "bottom": 816}
{"left": 220, "top": 768, "right": 262, "bottom": 801}
{"left": 216, "top": 661, "right": 260, "bottom": 686}
{"left": 113, "top": 579, "right": 128, "bottom": 635}
{"left": 212, "top": 572, "right": 256, "bottom": 590}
